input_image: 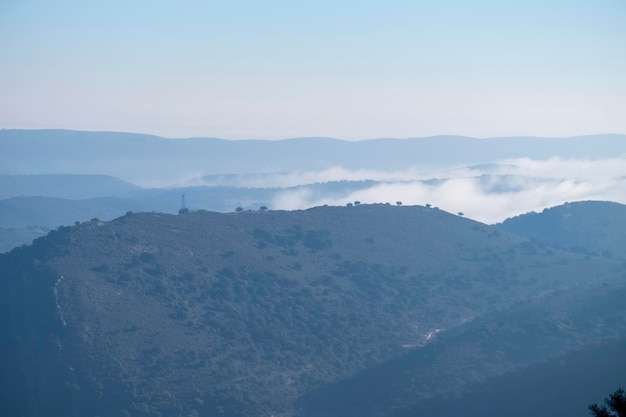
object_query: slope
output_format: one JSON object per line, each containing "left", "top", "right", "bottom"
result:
{"left": 0, "top": 174, "right": 140, "bottom": 200}
{"left": 0, "top": 205, "right": 623, "bottom": 417}
{"left": 0, "top": 196, "right": 171, "bottom": 229}
{"left": 497, "top": 201, "right": 626, "bottom": 260}
{"left": 299, "top": 284, "right": 626, "bottom": 417}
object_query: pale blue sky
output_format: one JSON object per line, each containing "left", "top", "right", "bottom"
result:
{"left": 1, "top": 0, "right": 625, "bottom": 139}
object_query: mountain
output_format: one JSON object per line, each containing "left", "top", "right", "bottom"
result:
{"left": 1, "top": 204, "right": 624, "bottom": 417}
{"left": 0, "top": 196, "right": 167, "bottom": 229}
{"left": 2, "top": 131, "right": 625, "bottom": 254}
{"left": 299, "top": 285, "right": 626, "bottom": 417}
{"left": 394, "top": 336, "right": 626, "bottom": 417}
{"left": 0, "top": 174, "right": 382, "bottom": 252}
{"left": 497, "top": 201, "right": 626, "bottom": 260}
{"left": 0, "top": 174, "right": 140, "bottom": 200}
{"left": 2, "top": 129, "right": 625, "bottom": 184}
{"left": 0, "top": 182, "right": 369, "bottom": 230}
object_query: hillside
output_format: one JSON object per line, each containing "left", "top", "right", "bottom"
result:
{"left": 498, "top": 201, "right": 626, "bottom": 260}
{"left": 0, "top": 176, "right": 380, "bottom": 252}
{"left": 396, "top": 336, "right": 626, "bottom": 417}
{"left": 0, "top": 174, "right": 140, "bottom": 200}
{"left": 0, "top": 174, "right": 378, "bottom": 226}
{"left": 300, "top": 284, "right": 626, "bottom": 417}
{"left": 0, "top": 205, "right": 624, "bottom": 417}
{"left": 0, "top": 226, "right": 49, "bottom": 253}
{"left": 0, "top": 196, "right": 168, "bottom": 229}
{"left": 2, "top": 132, "right": 625, "bottom": 254}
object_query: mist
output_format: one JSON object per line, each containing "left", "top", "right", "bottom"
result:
{"left": 267, "top": 157, "right": 626, "bottom": 224}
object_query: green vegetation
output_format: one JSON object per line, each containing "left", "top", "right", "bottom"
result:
{"left": 1, "top": 204, "right": 625, "bottom": 417}
{"left": 498, "top": 201, "right": 626, "bottom": 260}
{"left": 590, "top": 388, "right": 626, "bottom": 417}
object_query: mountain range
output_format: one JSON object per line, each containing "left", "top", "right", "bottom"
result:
{"left": 2, "top": 129, "right": 626, "bottom": 253}
{"left": 2, "top": 130, "right": 625, "bottom": 185}
{"left": 1, "top": 201, "right": 624, "bottom": 417}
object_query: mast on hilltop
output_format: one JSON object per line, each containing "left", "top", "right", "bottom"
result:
{"left": 179, "top": 193, "right": 189, "bottom": 214}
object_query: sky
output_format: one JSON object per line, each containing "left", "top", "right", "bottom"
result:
{"left": 1, "top": 0, "right": 625, "bottom": 140}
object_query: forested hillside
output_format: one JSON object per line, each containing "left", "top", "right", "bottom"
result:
{"left": 498, "top": 201, "right": 626, "bottom": 260}
{"left": 1, "top": 204, "right": 624, "bottom": 417}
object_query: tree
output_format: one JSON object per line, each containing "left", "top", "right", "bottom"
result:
{"left": 259, "top": 206, "right": 268, "bottom": 211}
{"left": 235, "top": 207, "right": 244, "bottom": 213}
{"left": 589, "top": 387, "right": 626, "bottom": 417}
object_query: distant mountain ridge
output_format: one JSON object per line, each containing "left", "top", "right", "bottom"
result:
{"left": 0, "top": 174, "right": 139, "bottom": 200}
{"left": 2, "top": 129, "right": 624, "bottom": 184}
{"left": 2, "top": 129, "right": 625, "bottom": 254}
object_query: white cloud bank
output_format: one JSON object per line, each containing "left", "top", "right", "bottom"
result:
{"left": 269, "top": 158, "right": 626, "bottom": 224}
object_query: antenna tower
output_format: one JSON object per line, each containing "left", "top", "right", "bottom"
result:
{"left": 179, "top": 193, "right": 189, "bottom": 214}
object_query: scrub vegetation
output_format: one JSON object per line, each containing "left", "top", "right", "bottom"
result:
{"left": 1, "top": 203, "right": 624, "bottom": 417}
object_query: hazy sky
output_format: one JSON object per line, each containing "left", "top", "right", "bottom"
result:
{"left": 1, "top": 0, "right": 625, "bottom": 139}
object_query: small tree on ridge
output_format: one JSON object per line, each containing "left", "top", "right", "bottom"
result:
{"left": 589, "top": 387, "right": 626, "bottom": 417}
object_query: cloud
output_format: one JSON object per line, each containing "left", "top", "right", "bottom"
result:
{"left": 197, "top": 167, "right": 426, "bottom": 188}
{"left": 271, "top": 187, "right": 316, "bottom": 211}
{"left": 269, "top": 157, "right": 626, "bottom": 224}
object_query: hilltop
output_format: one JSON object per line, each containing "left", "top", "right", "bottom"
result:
{"left": 1, "top": 204, "right": 624, "bottom": 417}
{"left": 2, "top": 131, "right": 625, "bottom": 253}
{"left": 498, "top": 201, "right": 626, "bottom": 260}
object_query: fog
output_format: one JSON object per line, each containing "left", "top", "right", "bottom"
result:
{"left": 267, "top": 157, "right": 626, "bottom": 224}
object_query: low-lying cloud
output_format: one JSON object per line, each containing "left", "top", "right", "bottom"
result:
{"left": 269, "top": 157, "right": 626, "bottom": 224}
